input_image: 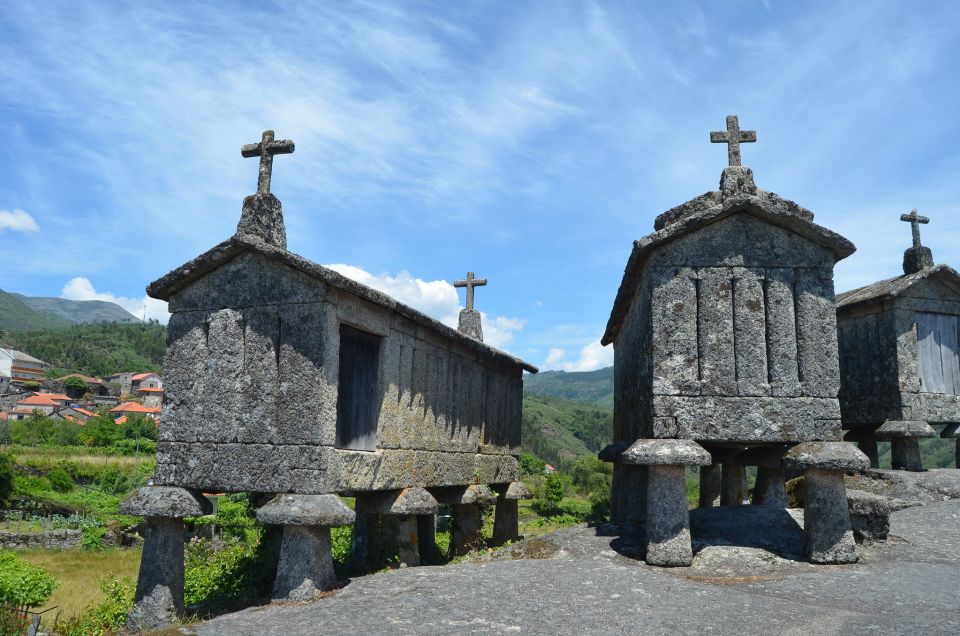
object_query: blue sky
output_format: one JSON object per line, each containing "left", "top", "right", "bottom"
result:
{"left": 1, "top": 1, "right": 959, "bottom": 371}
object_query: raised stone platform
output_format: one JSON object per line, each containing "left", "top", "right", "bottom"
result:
{"left": 188, "top": 498, "right": 960, "bottom": 635}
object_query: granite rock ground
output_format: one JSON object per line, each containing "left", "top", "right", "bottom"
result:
{"left": 178, "top": 482, "right": 960, "bottom": 636}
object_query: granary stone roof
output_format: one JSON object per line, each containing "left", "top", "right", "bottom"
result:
{"left": 601, "top": 166, "right": 856, "bottom": 345}
{"left": 148, "top": 233, "right": 538, "bottom": 373}
{"left": 836, "top": 263, "right": 960, "bottom": 310}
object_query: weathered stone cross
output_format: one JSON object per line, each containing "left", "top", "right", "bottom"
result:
{"left": 900, "top": 209, "right": 930, "bottom": 248}
{"left": 454, "top": 271, "right": 487, "bottom": 311}
{"left": 241, "top": 130, "right": 295, "bottom": 195}
{"left": 710, "top": 115, "right": 756, "bottom": 167}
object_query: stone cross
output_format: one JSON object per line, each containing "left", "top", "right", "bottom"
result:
{"left": 454, "top": 272, "right": 487, "bottom": 310}
{"left": 241, "top": 130, "right": 295, "bottom": 195}
{"left": 900, "top": 209, "right": 930, "bottom": 248}
{"left": 710, "top": 115, "right": 756, "bottom": 167}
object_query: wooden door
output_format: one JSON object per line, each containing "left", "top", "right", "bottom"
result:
{"left": 336, "top": 325, "right": 382, "bottom": 451}
{"left": 917, "top": 312, "right": 960, "bottom": 395}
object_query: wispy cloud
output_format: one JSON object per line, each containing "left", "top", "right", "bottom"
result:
{"left": 0, "top": 209, "right": 38, "bottom": 233}
{"left": 541, "top": 339, "right": 613, "bottom": 372}
{"left": 325, "top": 264, "right": 525, "bottom": 351}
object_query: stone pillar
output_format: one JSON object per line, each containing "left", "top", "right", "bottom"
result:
{"left": 947, "top": 425, "right": 960, "bottom": 469}
{"left": 119, "top": 486, "right": 212, "bottom": 631}
{"left": 720, "top": 464, "right": 748, "bottom": 506}
{"left": 956, "top": 439, "right": 960, "bottom": 470}
{"left": 273, "top": 525, "right": 337, "bottom": 599}
{"left": 783, "top": 442, "right": 869, "bottom": 564}
{"left": 752, "top": 467, "right": 788, "bottom": 507}
{"left": 621, "top": 438, "right": 711, "bottom": 567}
{"left": 875, "top": 420, "right": 935, "bottom": 472}
{"left": 698, "top": 464, "right": 721, "bottom": 508}
{"left": 432, "top": 484, "right": 496, "bottom": 557}
{"left": 492, "top": 481, "right": 531, "bottom": 546}
{"left": 598, "top": 442, "right": 630, "bottom": 523}
{"left": 891, "top": 438, "right": 923, "bottom": 471}
{"left": 256, "top": 494, "right": 355, "bottom": 600}
{"left": 129, "top": 517, "right": 185, "bottom": 631}
{"left": 356, "top": 487, "right": 439, "bottom": 568}
{"left": 350, "top": 510, "right": 381, "bottom": 574}
{"left": 857, "top": 439, "right": 879, "bottom": 469}
{"left": 417, "top": 514, "right": 437, "bottom": 564}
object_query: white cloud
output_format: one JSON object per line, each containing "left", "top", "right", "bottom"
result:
{"left": 325, "top": 263, "right": 524, "bottom": 351}
{"left": 0, "top": 209, "right": 39, "bottom": 233}
{"left": 542, "top": 339, "right": 613, "bottom": 372}
{"left": 545, "top": 348, "right": 566, "bottom": 366}
{"left": 61, "top": 277, "right": 169, "bottom": 324}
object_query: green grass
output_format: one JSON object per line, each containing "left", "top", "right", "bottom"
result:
{"left": 20, "top": 548, "right": 141, "bottom": 621}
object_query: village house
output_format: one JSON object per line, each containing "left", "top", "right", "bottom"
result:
{"left": 55, "top": 373, "right": 108, "bottom": 397}
{"left": 52, "top": 405, "right": 97, "bottom": 424}
{"left": 110, "top": 401, "right": 161, "bottom": 421}
{"left": 0, "top": 348, "right": 47, "bottom": 384}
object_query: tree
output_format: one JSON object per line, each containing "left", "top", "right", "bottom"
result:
{"left": 63, "top": 376, "right": 88, "bottom": 392}
{"left": 78, "top": 414, "right": 122, "bottom": 447}
{"left": 0, "top": 551, "right": 57, "bottom": 611}
{"left": 519, "top": 451, "right": 546, "bottom": 476}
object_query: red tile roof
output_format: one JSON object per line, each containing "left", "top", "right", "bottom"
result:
{"left": 137, "top": 387, "right": 164, "bottom": 393}
{"left": 132, "top": 373, "right": 159, "bottom": 381}
{"left": 74, "top": 408, "right": 96, "bottom": 417}
{"left": 56, "top": 373, "right": 102, "bottom": 384}
{"left": 40, "top": 393, "right": 72, "bottom": 402}
{"left": 17, "top": 395, "right": 59, "bottom": 407}
{"left": 115, "top": 416, "right": 128, "bottom": 425}
{"left": 110, "top": 402, "right": 161, "bottom": 414}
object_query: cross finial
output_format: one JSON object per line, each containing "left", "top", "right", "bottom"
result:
{"left": 454, "top": 271, "right": 487, "bottom": 311}
{"left": 241, "top": 130, "right": 295, "bottom": 195}
{"left": 710, "top": 115, "right": 756, "bottom": 167}
{"left": 900, "top": 209, "right": 930, "bottom": 249}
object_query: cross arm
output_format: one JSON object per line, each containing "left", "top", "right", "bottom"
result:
{"left": 455, "top": 278, "right": 488, "bottom": 288}
{"left": 241, "top": 139, "right": 295, "bottom": 157}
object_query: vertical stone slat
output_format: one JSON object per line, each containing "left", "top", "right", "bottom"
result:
{"left": 650, "top": 267, "right": 700, "bottom": 396}
{"left": 277, "top": 304, "right": 330, "bottom": 445}
{"left": 764, "top": 268, "right": 801, "bottom": 397}
{"left": 200, "top": 309, "right": 245, "bottom": 442}
{"left": 916, "top": 312, "right": 944, "bottom": 394}
{"left": 697, "top": 267, "right": 737, "bottom": 396}
{"left": 159, "top": 311, "right": 208, "bottom": 443}
{"left": 732, "top": 267, "right": 770, "bottom": 396}
{"left": 237, "top": 307, "right": 280, "bottom": 443}
{"left": 795, "top": 269, "right": 840, "bottom": 397}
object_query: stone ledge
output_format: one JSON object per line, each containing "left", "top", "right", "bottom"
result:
{"left": 782, "top": 442, "right": 869, "bottom": 472}
{"left": 875, "top": 420, "right": 937, "bottom": 439}
{"left": 356, "top": 488, "right": 439, "bottom": 515}
{"left": 256, "top": 494, "right": 355, "bottom": 527}
{"left": 120, "top": 486, "right": 212, "bottom": 518}
{"left": 621, "top": 439, "right": 711, "bottom": 466}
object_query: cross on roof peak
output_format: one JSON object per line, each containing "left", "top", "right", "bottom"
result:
{"left": 454, "top": 271, "right": 487, "bottom": 311}
{"left": 900, "top": 209, "right": 930, "bottom": 249}
{"left": 241, "top": 130, "right": 295, "bottom": 195}
{"left": 710, "top": 115, "right": 756, "bottom": 167}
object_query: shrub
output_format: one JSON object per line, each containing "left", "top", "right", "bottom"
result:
{"left": 0, "top": 550, "right": 56, "bottom": 610}
{"left": 81, "top": 525, "right": 109, "bottom": 551}
{"left": 184, "top": 536, "right": 275, "bottom": 612}
{"left": 0, "top": 454, "right": 13, "bottom": 505}
{"left": 63, "top": 376, "right": 89, "bottom": 392}
{"left": 47, "top": 468, "right": 75, "bottom": 493}
{"left": 519, "top": 451, "right": 545, "bottom": 476}
{"left": 53, "top": 576, "right": 133, "bottom": 636}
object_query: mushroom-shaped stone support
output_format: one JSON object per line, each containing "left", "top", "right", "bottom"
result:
{"left": 783, "top": 442, "right": 869, "bottom": 564}
{"left": 622, "top": 439, "right": 711, "bottom": 567}
{"left": 356, "top": 488, "right": 439, "bottom": 568}
{"left": 874, "top": 420, "right": 936, "bottom": 472}
{"left": 256, "top": 494, "right": 355, "bottom": 600}
{"left": 492, "top": 481, "right": 532, "bottom": 546}
{"left": 432, "top": 485, "right": 497, "bottom": 557}
{"left": 120, "top": 487, "right": 212, "bottom": 632}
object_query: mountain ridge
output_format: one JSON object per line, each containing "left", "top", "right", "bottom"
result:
{"left": 0, "top": 288, "right": 138, "bottom": 331}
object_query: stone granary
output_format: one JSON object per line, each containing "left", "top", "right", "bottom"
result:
{"left": 121, "top": 130, "right": 536, "bottom": 630}
{"left": 599, "top": 115, "right": 869, "bottom": 567}
{"left": 837, "top": 210, "right": 960, "bottom": 471}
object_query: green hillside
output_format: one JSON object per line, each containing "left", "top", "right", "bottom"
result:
{"left": 523, "top": 367, "right": 614, "bottom": 410}
{"left": 0, "top": 322, "right": 166, "bottom": 377}
{"left": 13, "top": 292, "right": 138, "bottom": 324}
{"left": 0, "top": 290, "right": 72, "bottom": 331}
{"left": 521, "top": 393, "right": 612, "bottom": 472}
{"left": 877, "top": 438, "right": 956, "bottom": 470}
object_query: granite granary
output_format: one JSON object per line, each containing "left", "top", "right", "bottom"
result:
{"left": 121, "top": 131, "right": 535, "bottom": 629}
{"left": 600, "top": 116, "right": 869, "bottom": 567}
{"left": 837, "top": 210, "right": 960, "bottom": 471}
